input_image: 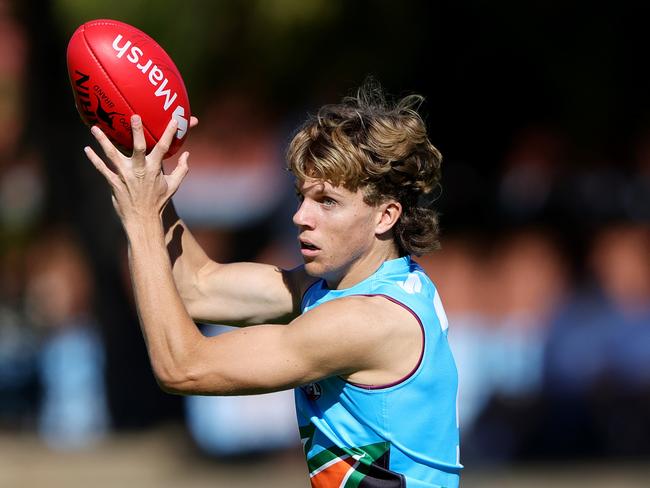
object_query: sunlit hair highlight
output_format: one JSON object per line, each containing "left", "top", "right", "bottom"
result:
{"left": 287, "top": 80, "right": 443, "bottom": 255}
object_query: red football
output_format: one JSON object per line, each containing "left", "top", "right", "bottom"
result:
{"left": 67, "top": 19, "right": 191, "bottom": 158}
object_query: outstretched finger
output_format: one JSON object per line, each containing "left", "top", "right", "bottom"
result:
{"left": 131, "top": 114, "right": 147, "bottom": 163}
{"left": 84, "top": 146, "right": 124, "bottom": 190}
{"left": 190, "top": 116, "right": 199, "bottom": 129}
{"left": 166, "top": 151, "right": 190, "bottom": 198}
{"left": 149, "top": 118, "right": 178, "bottom": 163}
{"left": 90, "top": 126, "right": 123, "bottom": 167}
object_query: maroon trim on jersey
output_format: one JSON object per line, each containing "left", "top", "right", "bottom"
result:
{"left": 344, "top": 294, "right": 425, "bottom": 390}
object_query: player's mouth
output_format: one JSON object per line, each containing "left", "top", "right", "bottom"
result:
{"left": 299, "top": 238, "right": 321, "bottom": 257}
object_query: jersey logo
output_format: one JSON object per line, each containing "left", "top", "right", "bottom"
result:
{"left": 301, "top": 382, "right": 323, "bottom": 401}
{"left": 397, "top": 272, "right": 423, "bottom": 294}
{"left": 304, "top": 437, "right": 405, "bottom": 488}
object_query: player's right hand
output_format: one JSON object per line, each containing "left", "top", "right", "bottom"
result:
{"left": 83, "top": 115, "right": 190, "bottom": 229}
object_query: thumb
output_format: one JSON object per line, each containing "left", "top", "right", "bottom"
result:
{"left": 166, "top": 151, "right": 190, "bottom": 198}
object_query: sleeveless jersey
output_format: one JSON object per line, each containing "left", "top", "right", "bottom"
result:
{"left": 295, "top": 256, "right": 462, "bottom": 488}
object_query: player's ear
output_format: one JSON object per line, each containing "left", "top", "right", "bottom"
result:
{"left": 375, "top": 200, "right": 402, "bottom": 235}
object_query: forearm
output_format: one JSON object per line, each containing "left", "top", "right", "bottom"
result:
{"left": 161, "top": 202, "right": 301, "bottom": 326}
{"left": 126, "top": 216, "right": 202, "bottom": 388}
{"left": 162, "top": 201, "right": 212, "bottom": 295}
{"left": 160, "top": 202, "right": 254, "bottom": 325}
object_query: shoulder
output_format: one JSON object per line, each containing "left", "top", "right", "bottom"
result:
{"left": 301, "top": 294, "right": 414, "bottom": 324}
{"left": 288, "top": 294, "right": 423, "bottom": 383}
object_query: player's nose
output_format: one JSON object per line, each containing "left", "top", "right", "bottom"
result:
{"left": 292, "top": 200, "right": 315, "bottom": 229}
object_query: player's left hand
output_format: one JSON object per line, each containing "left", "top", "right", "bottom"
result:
{"left": 83, "top": 115, "right": 189, "bottom": 229}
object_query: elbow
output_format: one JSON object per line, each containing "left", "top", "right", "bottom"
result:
{"left": 154, "top": 366, "right": 242, "bottom": 396}
{"left": 152, "top": 363, "right": 200, "bottom": 396}
{"left": 153, "top": 360, "right": 230, "bottom": 396}
{"left": 155, "top": 375, "right": 189, "bottom": 396}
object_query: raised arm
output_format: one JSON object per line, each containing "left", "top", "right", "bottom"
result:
{"left": 91, "top": 113, "right": 309, "bottom": 326}
{"left": 162, "top": 202, "right": 307, "bottom": 326}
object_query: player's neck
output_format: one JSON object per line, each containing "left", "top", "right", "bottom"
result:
{"left": 327, "top": 242, "right": 401, "bottom": 290}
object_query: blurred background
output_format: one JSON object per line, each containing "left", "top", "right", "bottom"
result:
{"left": 1, "top": 0, "right": 649, "bottom": 486}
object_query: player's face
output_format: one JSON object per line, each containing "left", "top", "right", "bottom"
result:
{"left": 293, "top": 178, "right": 383, "bottom": 288}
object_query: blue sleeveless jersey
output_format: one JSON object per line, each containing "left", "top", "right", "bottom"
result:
{"left": 295, "top": 256, "right": 462, "bottom": 488}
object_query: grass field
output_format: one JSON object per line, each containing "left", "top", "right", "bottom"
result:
{"left": 1, "top": 427, "right": 648, "bottom": 488}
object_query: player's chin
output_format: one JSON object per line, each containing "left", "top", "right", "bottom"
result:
{"left": 303, "top": 260, "right": 326, "bottom": 278}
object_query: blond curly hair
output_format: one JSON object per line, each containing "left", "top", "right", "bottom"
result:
{"left": 287, "top": 80, "right": 443, "bottom": 255}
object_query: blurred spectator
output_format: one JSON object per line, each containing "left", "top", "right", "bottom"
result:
{"left": 469, "top": 230, "right": 568, "bottom": 462}
{"left": 0, "top": 246, "right": 39, "bottom": 428}
{"left": 567, "top": 162, "right": 631, "bottom": 226}
{"left": 422, "top": 230, "right": 568, "bottom": 463}
{"left": 25, "top": 228, "right": 109, "bottom": 450}
{"left": 543, "top": 224, "right": 650, "bottom": 457}
{"left": 0, "top": 151, "right": 44, "bottom": 234}
{"left": 165, "top": 88, "right": 289, "bottom": 228}
{"left": 485, "top": 230, "right": 568, "bottom": 397}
